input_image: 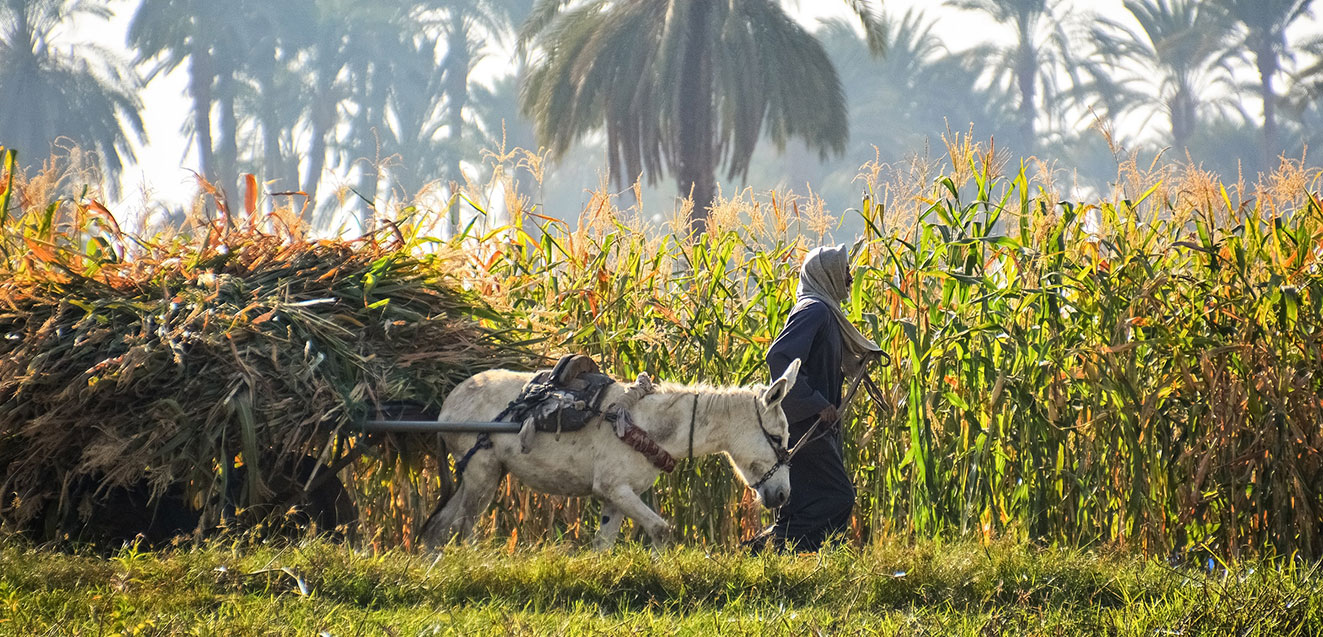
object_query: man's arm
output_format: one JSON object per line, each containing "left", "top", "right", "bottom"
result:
{"left": 767, "top": 301, "right": 833, "bottom": 425}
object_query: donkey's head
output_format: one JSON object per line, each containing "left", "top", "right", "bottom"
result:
{"left": 723, "top": 359, "right": 800, "bottom": 509}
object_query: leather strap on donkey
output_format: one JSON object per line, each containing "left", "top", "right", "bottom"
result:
{"left": 603, "top": 373, "right": 676, "bottom": 473}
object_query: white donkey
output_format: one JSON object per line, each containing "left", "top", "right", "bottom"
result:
{"left": 419, "top": 360, "right": 800, "bottom": 550}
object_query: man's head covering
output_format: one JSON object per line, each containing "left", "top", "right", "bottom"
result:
{"left": 797, "top": 244, "right": 882, "bottom": 372}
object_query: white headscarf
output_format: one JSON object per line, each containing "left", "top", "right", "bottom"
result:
{"left": 797, "top": 244, "right": 882, "bottom": 373}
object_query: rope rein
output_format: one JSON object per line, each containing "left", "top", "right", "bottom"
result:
{"left": 761, "top": 351, "right": 884, "bottom": 480}
{"left": 454, "top": 395, "right": 529, "bottom": 480}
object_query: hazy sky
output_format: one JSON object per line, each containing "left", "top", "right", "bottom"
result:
{"left": 82, "top": 0, "right": 1318, "bottom": 211}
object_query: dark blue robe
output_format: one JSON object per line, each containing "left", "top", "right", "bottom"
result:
{"left": 764, "top": 298, "right": 855, "bottom": 551}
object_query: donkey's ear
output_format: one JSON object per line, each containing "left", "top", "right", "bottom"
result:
{"left": 781, "top": 358, "right": 801, "bottom": 389}
{"left": 762, "top": 359, "right": 801, "bottom": 409}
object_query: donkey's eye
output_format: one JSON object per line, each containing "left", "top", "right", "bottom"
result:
{"left": 770, "top": 435, "right": 783, "bottom": 447}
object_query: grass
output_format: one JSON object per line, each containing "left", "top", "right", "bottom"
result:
{"left": 1, "top": 536, "right": 1320, "bottom": 635}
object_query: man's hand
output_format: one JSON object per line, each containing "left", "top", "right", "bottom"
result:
{"left": 817, "top": 403, "right": 839, "bottom": 425}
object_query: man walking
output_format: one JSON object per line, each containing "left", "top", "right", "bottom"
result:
{"left": 754, "top": 244, "right": 881, "bottom": 552}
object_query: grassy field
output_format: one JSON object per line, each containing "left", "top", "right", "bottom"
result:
{"left": 1, "top": 537, "right": 1320, "bottom": 636}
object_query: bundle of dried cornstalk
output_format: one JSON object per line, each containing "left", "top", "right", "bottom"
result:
{"left": 0, "top": 225, "right": 530, "bottom": 534}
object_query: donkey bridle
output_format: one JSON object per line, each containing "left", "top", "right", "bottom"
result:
{"left": 749, "top": 395, "right": 794, "bottom": 491}
{"left": 748, "top": 392, "right": 852, "bottom": 492}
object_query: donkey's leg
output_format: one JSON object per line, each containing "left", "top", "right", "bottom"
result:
{"left": 419, "top": 454, "right": 503, "bottom": 548}
{"left": 592, "top": 502, "right": 624, "bottom": 551}
{"left": 594, "top": 483, "right": 672, "bottom": 548}
{"left": 454, "top": 459, "right": 504, "bottom": 539}
{"left": 419, "top": 491, "right": 456, "bottom": 548}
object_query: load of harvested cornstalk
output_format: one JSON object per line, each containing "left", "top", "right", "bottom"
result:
{"left": 0, "top": 184, "right": 531, "bottom": 544}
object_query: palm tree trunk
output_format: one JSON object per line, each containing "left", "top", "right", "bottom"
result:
{"left": 1015, "top": 17, "right": 1038, "bottom": 146}
{"left": 189, "top": 41, "right": 216, "bottom": 186}
{"left": 445, "top": 20, "right": 472, "bottom": 235}
{"left": 258, "top": 76, "right": 285, "bottom": 191}
{"left": 1255, "top": 44, "right": 1280, "bottom": 169}
{"left": 1017, "top": 60, "right": 1037, "bottom": 144}
{"left": 360, "top": 167, "right": 379, "bottom": 234}
{"left": 261, "top": 120, "right": 281, "bottom": 189}
{"left": 1171, "top": 85, "right": 1195, "bottom": 151}
{"left": 303, "top": 122, "right": 328, "bottom": 223}
{"left": 11, "top": 1, "right": 40, "bottom": 171}
{"left": 216, "top": 68, "right": 240, "bottom": 200}
{"left": 303, "top": 72, "right": 336, "bottom": 223}
{"left": 350, "top": 66, "right": 378, "bottom": 232}
{"left": 676, "top": 0, "right": 716, "bottom": 235}
{"left": 285, "top": 138, "right": 300, "bottom": 192}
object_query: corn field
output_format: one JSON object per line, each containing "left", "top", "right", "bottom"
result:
{"left": 458, "top": 143, "right": 1323, "bottom": 560}
{"left": 4, "top": 140, "right": 1323, "bottom": 559}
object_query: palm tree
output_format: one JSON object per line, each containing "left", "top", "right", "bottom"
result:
{"left": 1285, "top": 33, "right": 1323, "bottom": 149}
{"left": 766, "top": 10, "right": 1017, "bottom": 204}
{"left": 518, "top": 0, "right": 886, "bottom": 233}
{"left": 944, "top": 0, "right": 1107, "bottom": 146}
{"left": 1217, "top": 0, "right": 1315, "bottom": 165}
{"left": 329, "top": 6, "right": 412, "bottom": 228}
{"left": 130, "top": 0, "right": 526, "bottom": 229}
{"left": 130, "top": 0, "right": 256, "bottom": 196}
{"left": 0, "top": 0, "right": 144, "bottom": 186}
{"left": 1090, "top": 0, "right": 1240, "bottom": 152}
{"left": 226, "top": 0, "right": 409, "bottom": 220}
{"left": 824, "top": 10, "right": 1015, "bottom": 156}
{"left": 414, "top": 0, "right": 530, "bottom": 231}
{"left": 370, "top": 33, "right": 453, "bottom": 205}
{"left": 235, "top": 0, "right": 317, "bottom": 193}
{"left": 1270, "top": 33, "right": 1323, "bottom": 150}
{"left": 133, "top": 0, "right": 324, "bottom": 200}
{"left": 472, "top": 74, "right": 539, "bottom": 159}
{"left": 295, "top": 0, "right": 375, "bottom": 213}
{"left": 292, "top": 0, "right": 530, "bottom": 230}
